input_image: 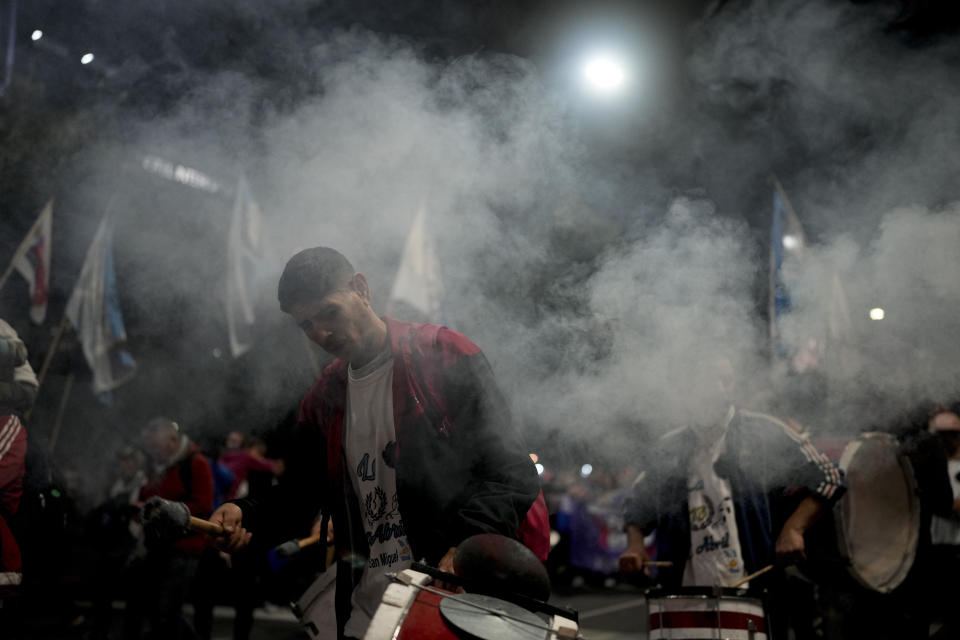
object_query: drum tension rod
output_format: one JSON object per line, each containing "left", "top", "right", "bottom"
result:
{"left": 385, "top": 572, "right": 585, "bottom": 639}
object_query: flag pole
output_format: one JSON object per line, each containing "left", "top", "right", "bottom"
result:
{"left": 0, "top": 201, "right": 51, "bottom": 292}
{"left": 767, "top": 174, "right": 780, "bottom": 361}
{"left": 35, "top": 315, "right": 70, "bottom": 391}
{"left": 48, "top": 372, "right": 75, "bottom": 456}
{"left": 23, "top": 315, "right": 71, "bottom": 423}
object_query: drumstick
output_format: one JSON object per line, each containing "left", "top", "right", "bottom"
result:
{"left": 643, "top": 561, "right": 674, "bottom": 567}
{"left": 143, "top": 496, "right": 225, "bottom": 535}
{"left": 189, "top": 516, "right": 224, "bottom": 536}
{"left": 729, "top": 564, "right": 774, "bottom": 588}
{"left": 274, "top": 533, "right": 323, "bottom": 558}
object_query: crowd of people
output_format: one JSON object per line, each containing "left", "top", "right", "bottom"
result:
{"left": 0, "top": 246, "right": 958, "bottom": 640}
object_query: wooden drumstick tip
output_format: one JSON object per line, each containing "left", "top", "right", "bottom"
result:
{"left": 729, "top": 564, "right": 774, "bottom": 589}
{"left": 189, "top": 515, "right": 224, "bottom": 536}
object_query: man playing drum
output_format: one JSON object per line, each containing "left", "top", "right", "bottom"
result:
{"left": 618, "top": 357, "right": 845, "bottom": 637}
{"left": 209, "top": 247, "right": 549, "bottom": 640}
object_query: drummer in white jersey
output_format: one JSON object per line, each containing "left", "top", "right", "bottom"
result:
{"left": 618, "top": 357, "right": 845, "bottom": 638}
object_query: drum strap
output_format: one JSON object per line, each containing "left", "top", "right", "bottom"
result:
{"left": 318, "top": 511, "right": 330, "bottom": 565}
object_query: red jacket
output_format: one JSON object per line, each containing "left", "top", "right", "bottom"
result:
{"left": 140, "top": 441, "right": 214, "bottom": 554}
{"left": 237, "top": 317, "right": 548, "bottom": 633}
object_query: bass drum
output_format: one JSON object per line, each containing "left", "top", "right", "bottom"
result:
{"left": 834, "top": 432, "right": 920, "bottom": 593}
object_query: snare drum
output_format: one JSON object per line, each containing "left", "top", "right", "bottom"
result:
{"left": 646, "top": 587, "right": 768, "bottom": 640}
{"left": 363, "top": 568, "right": 579, "bottom": 640}
{"left": 834, "top": 432, "right": 920, "bottom": 593}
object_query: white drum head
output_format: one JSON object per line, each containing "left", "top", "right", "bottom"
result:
{"left": 835, "top": 432, "right": 919, "bottom": 593}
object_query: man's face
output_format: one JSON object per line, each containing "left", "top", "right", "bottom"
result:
{"left": 290, "top": 279, "right": 376, "bottom": 361}
{"left": 143, "top": 431, "right": 177, "bottom": 464}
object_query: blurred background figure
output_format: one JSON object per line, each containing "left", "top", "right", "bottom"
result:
{"left": 193, "top": 431, "right": 283, "bottom": 640}
{"left": 122, "top": 418, "right": 213, "bottom": 640}
{"left": 218, "top": 431, "right": 284, "bottom": 502}
{"left": 0, "top": 318, "right": 38, "bottom": 630}
{"left": 84, "top": 446, "right": 147, "bottom": 639}
{"left": 927, "top": 407, "right": 960, "bottom": 639}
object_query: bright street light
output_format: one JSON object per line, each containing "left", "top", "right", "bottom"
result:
{"left": 782, "top": 234, "right": 801, "bottom": 251}
{"left": 580, "top": 463, "right": 593, "bottom": 478}
{"left": 31, "top": 30, "right": 43, "bottom": 41}
{"left": 581, "top": 53, "right": 627, "bottom": 95}
{"left": 869, "top": 308, "right": 885, "bottom": 321}
{"left": 80, "top": 53, "right": 95, "bottom": 65}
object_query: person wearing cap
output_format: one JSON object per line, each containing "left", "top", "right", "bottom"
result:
{"left": 209, "top": 247, "right": 549, "bottom": 640}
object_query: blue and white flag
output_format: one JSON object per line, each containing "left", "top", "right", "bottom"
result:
{"left": 65, "top": 216, "right": 137, "bottom": 394}
{"left": 226, "top": 177, "right": 263, "bottom": 358}
{"left": 768, "top": 185, "right": 806, "bottom": 360}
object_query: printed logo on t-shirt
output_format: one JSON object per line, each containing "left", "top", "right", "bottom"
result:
{"left": 356, "top": 446, "right": 411, "bottom": 570}
{"left": 357, "top": 453, "right": 377, "bottom": 481}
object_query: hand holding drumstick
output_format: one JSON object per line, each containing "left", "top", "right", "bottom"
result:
{"left": 618, "top": 525, "right": 672, "bottom": 576}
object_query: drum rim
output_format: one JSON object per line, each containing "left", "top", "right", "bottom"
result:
{"left": 834, "top": 432, "right": 921, "bottom": 593}
{"left": 644, "top": 586, "right": 760, "bottom": 601}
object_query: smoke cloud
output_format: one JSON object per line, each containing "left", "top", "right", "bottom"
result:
{"left": 40, "top": 0, "right": 960, "bottom": 484}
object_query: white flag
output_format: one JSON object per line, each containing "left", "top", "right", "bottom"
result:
{"left": 226, "top": 177, "right": 263, "bottom": 357}
{"left": 388, "top": 206, "right": 443, "bottom": 321}
{"left": 65, "top": 217, "right": 137, "bottom": 394}
{"left": 13, "top": 200, "right": 53, "bottom": 325}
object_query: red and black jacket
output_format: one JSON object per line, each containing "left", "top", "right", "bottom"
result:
{"left": 236, "top": 317, "right": 548, "bottom": 633}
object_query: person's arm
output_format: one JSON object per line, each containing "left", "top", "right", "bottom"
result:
{"left": 618, "top": 469, "right": 658, "bottom": 574}
{"left": 750, "top": 412, "right": 844, "bottom": 563}
{"left": 618, "top": 524, "right": 653, "bottom": 574}
{"left": 751, "top": 411, "right": 845, "bottom": 505}
{"left": 0, "top": 336, "right": 27, "bottom": 371}
{"left": 433, "top": 332, "right": 542, "bottom": 548}
{"left": 774, "top": 494, "right": 824, "bottom": 562}
{"left": 244, "top": 451, "right": 285, "bottom": 476}
{"left": 0, "top": 335, "right": 38, "bottom": 415}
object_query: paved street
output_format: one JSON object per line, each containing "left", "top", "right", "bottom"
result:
{"left": 201, "top": 587, "right": 650, "bottom": 640}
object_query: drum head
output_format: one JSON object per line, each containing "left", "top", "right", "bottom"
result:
{"left": 439, "top": 593, "right": 545, "bottom": 640}
{"left": 836, "top": 432, "right": 920, "bottom": 593}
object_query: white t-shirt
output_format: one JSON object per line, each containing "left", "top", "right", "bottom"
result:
{"left": 931, "top": 459, "right": 960, "bottom": 546}
{"left": 342, "top": 347, "right": 413, "bottom": 638}
{"left": 682, "top": 410, "right": 749, "bottom": 588}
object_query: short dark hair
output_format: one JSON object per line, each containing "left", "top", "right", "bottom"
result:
{"left": 277, "top": 247, "right": 355, "bottom": 313}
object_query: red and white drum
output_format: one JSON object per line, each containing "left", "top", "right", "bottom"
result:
{"left": 363, "top": 569, "right": 579, "bottom": 640}
{"left": 646, "top": 587, "right": 768, "bottom": 640}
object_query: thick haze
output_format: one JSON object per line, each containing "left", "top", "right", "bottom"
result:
{"left": 37, "top": 0, "right": 960, "bottom": 478}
